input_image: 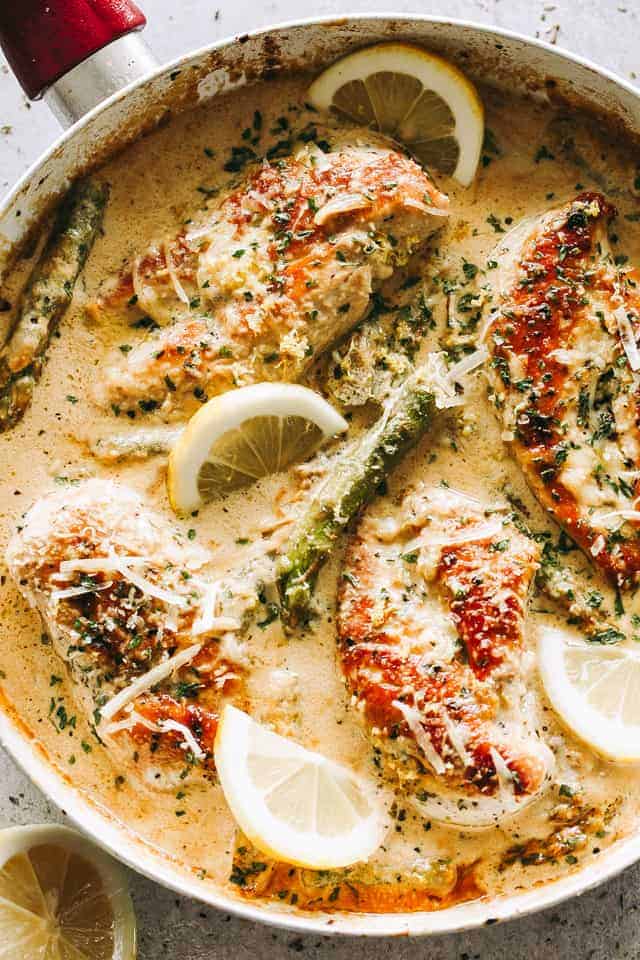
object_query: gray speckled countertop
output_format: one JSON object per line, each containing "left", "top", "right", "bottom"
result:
{"left": 2, "top": 1, "right": 640, "bottom": 956}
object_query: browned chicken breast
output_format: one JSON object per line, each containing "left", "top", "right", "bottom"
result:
{"left": 6, "top": 479, "right": 251, "bottom": 789}
{"left": 90, "top": 130, "right": 448, "bottom": 418}
{"left": 485, "top": 192, "right": 640, "bottom": 589}
{"left": 337, "top": 485, "right": 553, "bottom": 827}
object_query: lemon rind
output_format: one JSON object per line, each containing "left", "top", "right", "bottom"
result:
{"left": 0, "top": 823, "right": 136, "bottom": 960}
{"left": 215, "top": 705, "right": 384, "bottom": 870}
{"left": 538, "top": 626, "right": 640, "bottom": 763}
{"left": 167, "top": 383, "right": 347, "bottom": 514}
{"left": 307, "top": 41, "right": 484, "bottom": 186}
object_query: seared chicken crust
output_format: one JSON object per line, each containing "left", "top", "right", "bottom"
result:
{"left": 91, "top": 130, "right": 448, "bottom": 417}
{"left": 486, "top": 192, "right": 640, "bottom": 589}
{"left": 7, "top": 479, "right": 248, "bottom": 787}
{"left": 337, "top": 485, "right": 553, "bottom": 826}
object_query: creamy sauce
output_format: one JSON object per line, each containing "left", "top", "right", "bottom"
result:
{"left": 2, "top": 75, "right": 640, "bottom": 912}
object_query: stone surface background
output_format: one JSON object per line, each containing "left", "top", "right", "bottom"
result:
{"left": 1, "top": 1, "right": 639, "bottom": 956}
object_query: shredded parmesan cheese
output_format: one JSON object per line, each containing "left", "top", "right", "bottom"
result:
{"left": 615, "top": 305, "right": 640, "bottom": 372}
{"left": 192, "top": 581, "right": 241, "bottom": 636}
{"left": 157, "top": 719, "right": 206, "bottom": 759}
{"left": 405, "top": 197, "right": 449, "bottom": 216}
{"left": 441, "top": 711, "right": 473, "bottom": 767}
{"left": 114, "top": 560, "right": 188, "bottom": 609}
{"left": 59, "top": 553, "right": 188, "bottom": 608}
{"left": 50, "top": 581, "right": 113, "bottom": 603}
{"left": 594, "top": 509, "right": 640, "bottom": 527}
{"left": 100, "top": 643, "right": 202, "bottom": 722}
{"left": 446, "top": 519, "right": 505, "bottom": 546}
{"left": 104, "top": 710, "right": 159, "bottom": 735}
{"left": 192, "top": 582, "right": 218, "bottom": 635}
{"left": 417, "top": 517, "right": 505, "bottom": 551}
{"left": 186, "top": 221, "right": 217, "bottom": 244}
{"left": 164, "top": 240, "right": 190, "bottom": 306}
{"left": 104, "top": 711, "right": 206, "bottom": 759}
{"left": 479, "top": 309, "right": 501, "bottom": 344}
{"left": 392, "top": 699, "right": 446, "bottom": 775}
{"left": 447, "top": 345, "right": 489, "bottom": 382}
{"left": 131, "top": 255, "right": 149, "bottom": 309}
{"left": 421, "top": 352, "right": 462, "bottom": 410}
{"left": 59, "top": 556, "right": 151, "bottom": 574}
{"left": 313, "top": 193, "right": 368, "bottom": 226}
{"left": 199, "top": 616, "right": 241, "bottom": 635}
{"left": 489, "top": 747, "right": 517, "bottom": 800}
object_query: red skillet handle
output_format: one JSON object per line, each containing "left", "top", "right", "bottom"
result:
{"left": 0, "top": 0, "right": 146, "bottom": 100}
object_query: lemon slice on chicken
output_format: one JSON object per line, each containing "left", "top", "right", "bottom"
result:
{"left": 0, "top": 824, "right": 136, "bottom": 959}
{"left": 539, "top": 625, "right": 640, "bottom": 762}
{"left": 215, "top": 705, "right": 385, "bottom": 869}
{"left": 307, "top": 42, "right": 484, "bottom": 185}
{"left": 167, "top": 383, "right": 348, "bottom": 513}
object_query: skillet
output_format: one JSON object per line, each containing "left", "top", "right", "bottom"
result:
{"left": 1, "top": 0, "right": 640, "bottom": 936}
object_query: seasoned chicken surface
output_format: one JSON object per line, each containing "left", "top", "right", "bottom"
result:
{"left": 91, "top": 129, "right": 448, "bottom": 417}
{"left": 485, "top": 192, "right": 640, "bottom": 589}
{"left": 7, "top": 479, "right": 249, "bottom": 788}
{"left": 337, "top": 486, "right": 553, "bottom": 827}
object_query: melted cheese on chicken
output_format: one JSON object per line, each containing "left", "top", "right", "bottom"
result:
{"left": 485, "top": 193, "right": 640, "bottom": 589}
{"left": 6, "top": 478, "right": 251, "bottom": 789}
{"left": 90, "top": 129, "right": 448, "bottom": 418}
{"left": 337, "top": 485, "right": 553, "bottom": 827}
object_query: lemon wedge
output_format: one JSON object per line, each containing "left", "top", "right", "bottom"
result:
{"left": 215, "top": 705, "right": 385, "bottom": 869}
{"left": 167, "top": 383, "right": 347, "bottom": 513}
{"left": 539, "top": 625, "right": 640, "bottom": 762}
{"left": 307, "top": 42, "right": 484, "bottom": 185}
{"left": 0, "top": 824, "right": 136, "bottom": 959}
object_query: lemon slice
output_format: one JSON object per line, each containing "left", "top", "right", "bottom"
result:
{"left": 0, "top": 824, "right": 136, "bottom": 959}
{"left": 307, "top": 42, "right": 484, "bottom": 185}
{"left": 539, "top": 625, "right": 640, "bottom": 762}
{"left": 215, "top": 705, "right": 385, "bottom": 869}
{"left": 167, "top": 383, "right": 348, "bottom": 513}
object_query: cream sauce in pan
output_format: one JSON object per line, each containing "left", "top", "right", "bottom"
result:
{"left": 2, "top": 75, "right": 640, "bottom": 912}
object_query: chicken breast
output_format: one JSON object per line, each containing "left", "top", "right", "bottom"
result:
{"left": 6, "top": 479, "right": 251, "bottom": 789}
{"left": 91, "top": 129, "right": 448, "bottom": 418}
{"left": 337, "top": 485, "right": 553, "bottom": 827}
{"left": 485, "top": 192, "right": 640, "bottom": 589}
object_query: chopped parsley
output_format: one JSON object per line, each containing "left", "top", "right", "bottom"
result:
{"left": 462, "top": 260, "right": 478, "bottom": 281}
{"left": 534, "top": 145, "right": 555, "bottom": 163}
{"left": 588, "top": 627, "right": 624, "bottom": 645}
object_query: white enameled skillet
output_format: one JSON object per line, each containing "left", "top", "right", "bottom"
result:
{"left": 1, "top": 2, "right": 640, "bottom": 937}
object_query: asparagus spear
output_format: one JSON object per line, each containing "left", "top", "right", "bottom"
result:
{"left": 230, "top": 833, "right": 459, "bottom": 909}
{"left": 86, "top": 424, "right": 184, "bottom": 462}
{"left": 0, "top": 177, "right": 109, "bottom": 430}
{"left": 277, "top": 363, "right": 442, "bottom": 622}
